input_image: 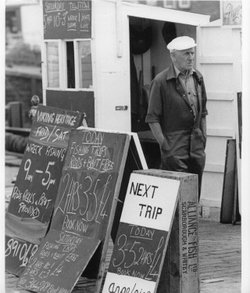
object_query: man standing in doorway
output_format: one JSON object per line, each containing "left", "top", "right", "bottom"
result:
{"left": 145, "top": 36, "right": 208, "bottom": 200}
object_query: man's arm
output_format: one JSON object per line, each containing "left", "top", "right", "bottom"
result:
{"left": 149, "top": 122, "right": 165, "bottom": 147}
{"left": 201, "top": 117, "right": 207, "bottom": 142}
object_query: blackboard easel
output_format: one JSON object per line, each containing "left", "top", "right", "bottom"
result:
{"left": 18, "top": 128, "right": 147, "bottom": 293}
{"left": 5, "top": 105, "right": 84, "bottom": 276}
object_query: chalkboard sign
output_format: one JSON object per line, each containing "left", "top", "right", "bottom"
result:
{"left": 7, "top": 105, "right": 84, "bottom": 223}
{"left": 102, "top": 172, "right": 180, "bottom": 293}
{"left": 5, "top": 235, "right": 39, "bottom": 276}
{"left": 43, "top": 0, "right": 92, "bottom": 39}
{"left": 50, "top": 128, "right": 130, "bottom": 239}
{"left": 18, "top": 229, "right": 100, "bottom": 293}
{"left": 19, "top": 128, "right": 135, "bottom": 292}
{"left": 6, "top": 105, "right": 84, "bottom": 275}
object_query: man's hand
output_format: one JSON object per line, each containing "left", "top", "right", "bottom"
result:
{"left": 149, "top": 122, "right": 165, "bottom": 146}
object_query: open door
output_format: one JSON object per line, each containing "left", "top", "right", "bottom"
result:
{"left": 128, "top": 18, "right": 199, "bottom": 169}
{"left": 120, "top": 2, "right": 210, "bottom": 169}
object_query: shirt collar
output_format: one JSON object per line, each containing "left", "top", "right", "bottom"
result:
{"left": 174, "top": 65, "right": 195, "bottom": 78}
{"left": 166, "top": 63, "right": 202, "bottom": 83}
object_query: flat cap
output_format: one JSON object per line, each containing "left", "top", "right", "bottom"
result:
{"left": 167, "top": 36, "right": 196, "bottom": 51}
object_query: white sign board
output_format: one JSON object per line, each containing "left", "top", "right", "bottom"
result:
{"left": 120, "top": 173, "right": 180, "bottom": 230}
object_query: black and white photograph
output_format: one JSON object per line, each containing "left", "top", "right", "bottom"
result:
{"left": 2, "top": 0, "right": 250, "bottom": 292}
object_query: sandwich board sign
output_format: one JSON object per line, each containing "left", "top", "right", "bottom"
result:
{"left": 18, "top": 128, "right": 147, "bottom": 293}
{"left": 102, "top": 171, "right": 180, "bottom": 293}
{"left": 5, "top": 105, "right": 84, "bottom": 276}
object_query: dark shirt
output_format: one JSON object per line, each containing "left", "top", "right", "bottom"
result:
{"left": 175, "top": 66, "right": 198, "bottom": 120}
{"left": 145, "top": 63, "right": 207, "bottom": 136}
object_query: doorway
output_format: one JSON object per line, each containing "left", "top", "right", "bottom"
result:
{"left": 129, "top": 17, "right": 181, "bottom": 168}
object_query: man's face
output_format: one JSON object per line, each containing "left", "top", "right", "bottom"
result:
{"left": 171, "top": 47, "right": 195, "bottom": 72}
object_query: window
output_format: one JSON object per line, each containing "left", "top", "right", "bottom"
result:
{"left": 6, "top": 8, "right": 21, "bottom": 34}
{"left": 45, "top": 40, "right": 93, "bottom": 89}
{"left": 178, "top": 0, "right": 191, "bottom": 9}
{"left": 163, "top": 1, "right": 177, "bottom": 8}
{"left": 78, "top": 41, "right": 92, "bottom": 89}
{"left": 66, "top": 41, "right": 75, "bottom": 88}
{"left": 46, "top": 42, "right": 60, "bottom": 88}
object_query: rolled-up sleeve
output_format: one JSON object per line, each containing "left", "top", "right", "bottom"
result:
{"left": 145, "top": 79, "right": 162, "bottom": 124}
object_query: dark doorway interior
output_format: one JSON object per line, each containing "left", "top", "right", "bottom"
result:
{"left": 129, "top": 17, "right": 177, "bottom": 168}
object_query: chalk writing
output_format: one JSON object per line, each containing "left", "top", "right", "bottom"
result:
{"left": 18, "top": 130, "right": 140, "bottom": 292}
{"left": 35, "top": 110, "right": 78, "bottom": 127}
{"left": 34, "top": 125, "right": 69, "bottom": 144}
{"left": 66, "top": 131, "right": 115, "bottom": 173}
{"left": 46, "top": 129, "right": 125, "bottom": 239}
{"left": 53, "top": 172, "right": 112, "bottom": 234}
{"left": 19, "top": 277, "right": 68, "bottom": 293}
{"left": 21, "top": 233, "right": 82, "bottom": 280}
{"left": 45, "top": 146, "right": 67, "bottom": 162}
{"left": 81, "top": 130, "right": 104, "bottom": 145}
{"left": 6, "top": 105, "right": 84, "bottom": 277}
{"left": 43, "top": 0, "right": 92, "bottom": 39}
{"left": 69, "top": 141, "right": 90, "bottom": 156}
{"left": 44, "top": 2, "right": 65, "bottom": 13}
{"left": 103, "top": 172, "right": 180, "bottom": 293}
{"left": 7, "top": 106, "right": 84, "bottom": 224}
{"left": 109, "top": 224, "right": 166, "bottom": 282}
{"left": 129, "top": 226, "right": 155, "bottom": 240}
{"left": 18, "top": 230, "right": 99, "bottom": 293}
{"left": 11, "top": 185, "right": 53, "bottom": 219}
{"left": 5, "top": 237, "right": 39, "bottom": 268}
{"left": 8, "top": 157, "right": 57, "bottom": 219}
{"left": 25, "top": 143, "right": 43, "bottom": 156}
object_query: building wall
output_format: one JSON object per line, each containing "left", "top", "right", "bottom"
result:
{"left": 6, "top": 2, "right": 42, "bottom": 50}
{"left": 93, "top": 0, "right": 131, "bottom": 131}
{"left": 21, "top": 4, "right": 43, "bottom": 48}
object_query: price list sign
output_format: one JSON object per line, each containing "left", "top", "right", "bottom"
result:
{"left": 7, "top": 106, "right": 83, "bottom": 223}
{"left": 6, "top": 105, "right": 84, "bottom": 275}
{"left": 43, "top": 0, "right": 92, "bottom": 39}
{"left": 102, "top": 173, "right": 180, "bottom": 293}
{"left": 18, "top": 128, "right": 131, "bottom": 292}
{"left": 50, "top": 129, "right": 129, "bottom": 239}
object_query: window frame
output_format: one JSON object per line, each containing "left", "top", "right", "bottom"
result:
{"left": 43, "top": 39, "right": 93, "bottom": 91}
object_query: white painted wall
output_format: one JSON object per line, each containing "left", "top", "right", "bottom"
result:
{"left": 93, "top": 1, "right": 131, "bottom": 132}
{"left": 21, "top": 4, "right": 43, "bottom": 48}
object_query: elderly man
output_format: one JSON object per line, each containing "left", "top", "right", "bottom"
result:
{"left": 145, "top": 36, "right": 208, "bottom": 199}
